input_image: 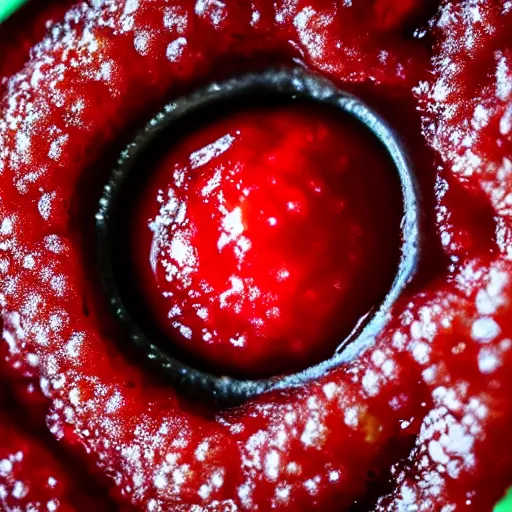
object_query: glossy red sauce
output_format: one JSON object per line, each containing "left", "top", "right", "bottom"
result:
{"left": 0, "top": 1, "right": 511, "bottom": 511}
{"left": 132, "top": 105, "right": 402, "bottom": 376}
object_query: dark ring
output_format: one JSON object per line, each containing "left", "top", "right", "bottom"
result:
{"left": 96, "top": 66, "right": 420, "bottom": 404}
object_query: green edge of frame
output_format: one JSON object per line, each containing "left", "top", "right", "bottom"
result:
{"left": 0, "top": 0, "right": 29, "bottom": 24}
{"left": 495, "top": 487, "right": 512, "bottom": 512}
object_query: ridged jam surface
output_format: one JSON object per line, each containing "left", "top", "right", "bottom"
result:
{"left": 0, "top": 1, "right": 510, "bottom": 511}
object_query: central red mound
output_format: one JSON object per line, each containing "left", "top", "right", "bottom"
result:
{"left": 131, "top": 104, "right": 403, "bottom": 376}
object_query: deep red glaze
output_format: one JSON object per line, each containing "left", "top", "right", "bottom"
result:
{"left": 0, "top": 376, "right": 116, "bottom": 512}
{"left": 0, "top": 1, "right": 511, "bottom": 512}
{"left": 0, "top": 413, "right": 120, "bottom": 512}
{"left": 0, "top": 416, "right": 80, "bottom": 511}
{"left": 132, "top": 105, "right": 402, "bottom": 376}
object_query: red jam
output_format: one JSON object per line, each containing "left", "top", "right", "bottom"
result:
{"left": 132, "top": 105, "right": 402, "bottom": 376}
{"left": 0, "top": 1, "right": 512, "bottom": 511}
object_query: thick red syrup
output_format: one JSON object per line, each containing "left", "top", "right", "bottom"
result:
{"left": 0, "top": 1, "right": 511, "bottom": 511}
{"left": 131, "top": 105, "right": 402, "bottom": 376}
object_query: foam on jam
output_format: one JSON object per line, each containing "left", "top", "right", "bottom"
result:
{"left": 131, "top": 105, "right": 402, "bottom": 376}
{"left": 0, "top": 1, "right": 511, "bottom": 511}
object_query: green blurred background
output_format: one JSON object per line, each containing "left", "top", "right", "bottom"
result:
{"left": 0, "top": 0, "right": 28, "bottom": 23}
{"left": 0, "top": 0, "right": 511, "bottom": 510}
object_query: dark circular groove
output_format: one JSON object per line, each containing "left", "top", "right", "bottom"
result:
{"left": 96, "top": 66, "right": 420, "bottom": 404}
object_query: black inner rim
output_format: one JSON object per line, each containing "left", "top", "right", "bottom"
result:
{"left": 96, "top": 66, "right": 420, "bottom": 404}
